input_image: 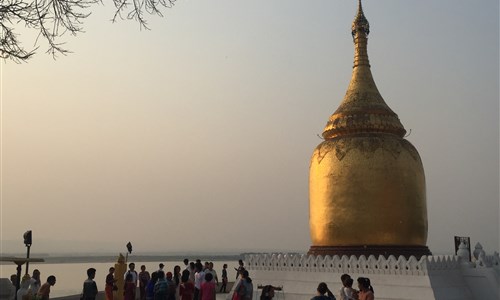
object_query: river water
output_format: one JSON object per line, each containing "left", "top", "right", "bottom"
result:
{"left": 1, "top": 259, "right": 239, "bottom": 298}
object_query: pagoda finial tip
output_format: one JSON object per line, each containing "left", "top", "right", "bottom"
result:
{"left": 352, "top": 0, "right": 370, "bottom": 38}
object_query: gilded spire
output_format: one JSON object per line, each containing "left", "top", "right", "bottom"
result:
{"left": 352, "top": 0, "right": 370, "bottom": 38}
{"left": 352, "top": 0, "right": 370, "bottom": 67}
{"left": 322, "top": 0, "right": 406, "bottom": 139}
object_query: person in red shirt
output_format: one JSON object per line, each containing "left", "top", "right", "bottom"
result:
{"left": 105, "top": 267, "right": 117, "bottom": 300}
{"left": 180, "top": 270, "right": 194, "bottom": 300}
{"left": 199, "top": 273, "right": 215, "bottom": 300}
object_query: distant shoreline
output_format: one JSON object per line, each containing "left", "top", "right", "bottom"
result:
{"left": 0, "top": 254, "right": 243, "bottom": 264}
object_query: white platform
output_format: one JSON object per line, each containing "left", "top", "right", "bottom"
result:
{"left": 243, "top": 253, "right": 500, "bottom": 300}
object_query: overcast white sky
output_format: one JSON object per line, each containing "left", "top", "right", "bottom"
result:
{"left": 1, "top": 0, "right": 498, "bottom": 256}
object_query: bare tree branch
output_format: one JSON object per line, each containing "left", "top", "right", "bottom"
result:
{"left": 0, "top": 0, "right": 176, "bottom": 62}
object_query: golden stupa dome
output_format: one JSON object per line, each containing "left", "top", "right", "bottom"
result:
{"left": 308, "top": 0, "right": 430, "bottom": 258}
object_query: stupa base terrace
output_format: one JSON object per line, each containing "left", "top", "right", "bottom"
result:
{"left": 240, "top": 252, "right": 500, "bottom": 300}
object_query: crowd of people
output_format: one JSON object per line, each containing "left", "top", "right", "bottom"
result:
{"left": 9, "top": 270, "right": 57, "bottom": 300}
{"left": 8, "top": 261, "right": 374, "bottom": 300}
{"left": 101, "top": 259, "right": 237, "bottom": 300}
{"left": 256, "top": 273, "right": 375, "bottom": 300}
{"left": 309, "top": 274, "right": 375, "bottom": 300}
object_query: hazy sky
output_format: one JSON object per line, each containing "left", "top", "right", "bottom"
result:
{"left": 1, "top": 0, "right": 498, "bottom": 256}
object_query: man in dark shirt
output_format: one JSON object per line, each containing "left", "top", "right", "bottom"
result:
{"left": 82, "top": 268, "right": 98, "bottom": 300}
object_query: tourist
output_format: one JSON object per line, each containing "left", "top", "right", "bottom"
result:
{"left": 154, "top": 271, "right": 168, "bottom": 300}
{"left": 37, "top": 275, "right": 56, "bottom": 300}
{"left": 339, "top": 274, "right": 351, "bottom": 300}
{"left": 30, "top": 270, "right": 41, "bottom": 295}
{"left": 105, "top": 267, "right": 117, "bottom": 300}
{"left": 233, "top": 270, "right": 253, "bottom": 300}
{"left": 234, "top": 260, "right": 245, "bottom": 279}
{"left": 259, "top": 285, "right": 275, "bottom": 300}
{"left": 82, "top": 268, "right": 98, "bottom": 300}
{"left": 193, "top": 263, "right": 205, "bottom": 300}
{"left": 179, "top": 270, "right": 194, "bottom": 300}
{"left": 204, "top": 263, "right": 218, "bottom": 286}
{"left": 124, "top": 273, "right": 136, "bottom": 300}
{"left": 165, "top": 272, "right": 177, "bottom": 300}
{"left": 219, "top": 264, "right": 228, "bottom": 293}
{"left": 188, "top": 263, "right": 196, "bottom": 283}
{"left": 199, "top": 273, "right": 216, "bottom": 300}
{"left": 125, "top": 263, "right": 139, "bottom": 287}
{"left": 146, "top": 272, "right": 159, "bottom": 300}
{"left": 311, "top": 282, "right": 335, "bottom": 300}
{"left": 342, "top": 278, "right": 357, "bottom": 300}
{"left": 183, "top": 259, "right": 189, "bottom": 271}
{"left": 173, "top": 266, "right": 182, "bottom": 300}
{"left": 139, "top": 265, "right": 151, "bottom": 300}
{"left": 17, "top": 274, "right": 32, "bottom": 300}
{"left": 356, "top": 278, "right": 374, "bottom": 300}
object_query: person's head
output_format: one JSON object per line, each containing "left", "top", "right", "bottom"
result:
{"left": 174, "top": 265, "right": 181, "bottom": 275}
{"left": 340, "top": 274, "right": 351, "bottom": 286}
{"left": 109, "top": 267, "right": 115, "bottom": 274}
{"left": 204, "top": 273, "right": 213, "bottom": 282}
{"left": 204, "top": 262, "right": 209, "bottom": 270}
{"left": 32, "top": 269, "right": 40, "bottom": 279}
{"left": 181, "top": 270, "right": 190, "bottom": 283}
{"left": 241, "top": 270, "right": 249, "bottom": 279}
{"left": 316, "top": 282, "right": 328, "bottom": 295}
{"left": 223, "top": 264, "right": 227, "bottom": 269}
{"left": 157, "top": 271, "right": 165, "bottom": 280}
{"left": 189, "top": 262, "right": 195, "bottom": 270}
{"left": 129, "top": 263, "right": 135, "bottom": 270}
{"left": 208, "top": 262, "right": 214, "bottom": 270}
{"left": 345, "top": 277, "right": 354, "bottom": 288}
{"left": 151, "top": 272, "right": 159, "bottom": 283}
{"left": 166, "top": 272, "right": 173, "bottom": 280}
{"left": 238, "top": 259, "right": 244, "bottom": 267}
{"left": 195, "top": 259, "right": 201, "bottom": 264}
{"left": 183, "top": 259, "right": 189, "bottom": 266}
{"left": 260, "top": 285, "right": 275, "bottom": 300}
{"left": 87, "top": 268, "right": 96, "bottom": 279}
{"left": 20, "top": 275, "right": 31, "bottom": 288}
{"left": 125, "top": 273, "right": 133, "bottom": 282}
{"left": 159, "top": 263, "right": 164, "bottom": 269}
{"left": 47, "top": 276, "right": 56, "bottom": 286}
{"left": 357, "top": 277, "right": 373, "bottom": 293}
{"left": 141, "top": 265, "right": 146, "bottom": 272}
{"left": 195, "top": 262, "right": 203, "bottom": 272}
{"left": 10, "top": 274, "right": 17, "bottom": 284}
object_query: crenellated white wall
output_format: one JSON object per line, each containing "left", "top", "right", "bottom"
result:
{"left": 243, "top": 252, "right": 500, "bottom": 300}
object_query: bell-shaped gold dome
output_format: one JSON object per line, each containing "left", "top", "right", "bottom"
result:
{"left": 309, "top": 0, "right": 430, "bottom": 258}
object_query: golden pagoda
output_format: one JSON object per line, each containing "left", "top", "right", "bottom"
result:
{"left": 308, "top": 0, "right": 431, "bottom": 258}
